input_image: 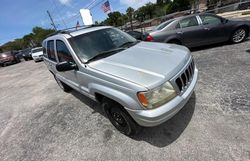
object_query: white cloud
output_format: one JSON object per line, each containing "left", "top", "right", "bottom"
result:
{"left": 120, "top": 0, "right": 156, "bottom": 9}
{"left": 58, "top": 0, "right": 71, "bottom": 5}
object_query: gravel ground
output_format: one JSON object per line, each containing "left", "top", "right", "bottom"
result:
{"left": 0, "top": 40, "right": 250, "bottom": 161}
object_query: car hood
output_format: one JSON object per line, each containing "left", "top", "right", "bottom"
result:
{"left": 89, "top": 42, "right": 191, "bottom": 89}
{"left": 32, "top": 51, "right": 43, "bottom": 56}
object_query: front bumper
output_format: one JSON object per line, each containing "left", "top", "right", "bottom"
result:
{"left": 32, "top": 56, "right": 43, "bottom": 61}
{"left": 126, "top": 67, "right": 198, "bottom": 127}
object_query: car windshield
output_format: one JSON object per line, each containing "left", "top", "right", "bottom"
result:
{"left": 69, "top": 28, "right": 137, "bottom": 62}
{"left": 32, "top": 48, "right": 43, "bottom": 53}
{"left": 155, "top": 20, "right": 174, "bottom": 30}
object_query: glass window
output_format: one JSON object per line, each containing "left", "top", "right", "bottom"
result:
{"left": 42, "top": 41, "right": 47, "bottom": 57}
{"left": 32, "top": 47, "right": 43, "bottom": 53}
{"left": 179, "top": 17, "right": 199, "bottom": 28}
{"left": 200, "top": 15, "right": 222, "bottom": 25}
{"left": 69, "top": 28, "right": 136, "bottom": 62}
{"left": 47, "top": 40, "right": 56, "bottom": 61}
{"left": 56, "top": 40, "right": 74, "bottom": 63}
{"left": 155, "top": 20, "right": 174, "bottom": 30}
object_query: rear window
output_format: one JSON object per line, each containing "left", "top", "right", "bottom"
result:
{"left": 155, "top": 20, "right": 174, "bottom": 30}
{"left": 32, "top": 48, "right": 43, "bottom": 53}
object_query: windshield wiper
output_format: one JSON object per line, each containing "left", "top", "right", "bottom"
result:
{"left": 118, "top": 41, "right": 139, "bottom": 48}
{"left": 85, "top": 48, "right": 125, "bottom": 63}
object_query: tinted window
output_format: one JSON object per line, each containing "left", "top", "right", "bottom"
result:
{"left": 42, "top": 41, "right": 47, "bottom": 57}
{"left": 179, "top": 17, "right": 199, "bottom": 28}
{"left": 200, "top": 15, "right": 222, "bottom": 25}
{"left": 47, "top": 40, "right": 56, "bottom": 61}
{"left": 32, "top": 48, "right": 43, "bottom": 53}
{"left": 56, "top": 40, "right": 74, "bottom": 63}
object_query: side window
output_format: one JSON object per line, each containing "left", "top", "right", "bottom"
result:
{"left": 47, "top": 40, "right": 56, "bottom": 61}
{"left": 200, "top": 15, "right": 222, "bottom": 25}
{"left": 42, "top": 41, "right": 47, "bottom": 58}
{"left": 179, "top": 17, "right": 199, "bottom": 28}
{"left": 56, "top": 40, "right": 74, "bottom": 63}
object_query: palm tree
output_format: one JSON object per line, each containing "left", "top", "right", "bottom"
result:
{"left": 126, "top": 7, "right": 134, "bottom": 30}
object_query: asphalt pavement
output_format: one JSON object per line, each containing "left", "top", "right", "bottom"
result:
{"left": 0, "top": 40, "right": 250, "bottom": 161}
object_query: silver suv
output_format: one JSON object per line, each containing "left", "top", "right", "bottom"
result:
{"left": 42, "top": 26, "right": 198, "bottom": 136}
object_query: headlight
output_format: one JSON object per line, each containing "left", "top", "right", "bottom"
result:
{"left": 137, "top": 82, "right": 176, "bottom": 109}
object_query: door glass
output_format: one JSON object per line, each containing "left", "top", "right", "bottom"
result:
{"left": 56, "top": 40, "right": 74, "bottom": 63}
{"left": 200, "top": 15, "right": 222, "bottom": 25}
{"left": 47, "top": 40, "right": 56, "bottom": 62}
{"left": 179, "top": 17, "right": 199, "bottom": 28}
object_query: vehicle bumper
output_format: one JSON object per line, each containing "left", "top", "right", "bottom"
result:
{"left": 33, "top": 56, "right": 43, "bottom": 61}
{"left": 126, "top": 67, "right": 198, "bottom": 127}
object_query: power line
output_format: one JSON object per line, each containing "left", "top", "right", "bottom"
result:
{"left": 47, "top": 10, "right": 57, "bottom": 30}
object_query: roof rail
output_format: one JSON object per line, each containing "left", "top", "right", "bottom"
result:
{"left": 46, "top": 24, "right": 104, "bottom": 38}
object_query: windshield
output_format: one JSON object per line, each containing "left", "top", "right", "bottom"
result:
{"left": 32, "top": 48, "right": 43, "bottom": 53}
{"left": 69, "top": 28, "right": 137, "bottom": 62}
{"left": 155, "top": 20, "right": 174, "bottom": 30}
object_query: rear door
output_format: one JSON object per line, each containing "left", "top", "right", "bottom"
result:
{"left": 177, "top": 16, "right": 206, "bottom": 47}
{"left": 43, "top": 40, "right": 58, "bottom": 74}
{"left": 55, "top": 39, "right": 80, "bottom": 90}
{"left": 198, "top": 14, "right": 227, "bottom": 43}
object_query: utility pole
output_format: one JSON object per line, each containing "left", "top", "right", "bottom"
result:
{"left": 47, "top": 10, "right": 57, "bottom": 30}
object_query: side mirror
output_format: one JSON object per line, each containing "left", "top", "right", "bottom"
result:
{"left": 56, "top": 61, "right": 77, "bottom": 72}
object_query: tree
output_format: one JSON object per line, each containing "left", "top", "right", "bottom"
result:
{"left": 126, "top": 7, "right": 135, "bottom": 30}
{"left": 107, "top": 12, "right": 123, "bottom": 27}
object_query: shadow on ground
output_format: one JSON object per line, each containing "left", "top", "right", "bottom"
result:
{"left": 190, "top": 38, "right": 249, "bottom": 52}
{"left": 71, "top": 90, "right": 196, "bottom": 148}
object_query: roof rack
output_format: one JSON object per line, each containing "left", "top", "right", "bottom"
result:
{"left": 46, "top": 24, "right": 104, "bottom": 38}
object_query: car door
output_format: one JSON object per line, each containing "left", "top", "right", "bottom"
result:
{"left": 177, "top": 16, "right": 206, "bottom": 47}
{"left": 55, "top": 39, "right": 80, "bottom": 90}
{"left": 198, "top": 14, "right": 227, "bottom": 43}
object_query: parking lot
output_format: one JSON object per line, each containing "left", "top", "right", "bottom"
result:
{"left": 0, "top": 40, "right": 250, "bottom": 161}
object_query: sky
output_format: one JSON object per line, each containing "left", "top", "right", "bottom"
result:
{"left": 0, "top": 0, "right": 156, "bottom": 45}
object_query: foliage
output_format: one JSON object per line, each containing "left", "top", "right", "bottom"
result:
{"left": 101, "top": 0, "right": 192, "bottom": 27}
{"left": 0, "top": 27, "right": 55, "bottom": 52}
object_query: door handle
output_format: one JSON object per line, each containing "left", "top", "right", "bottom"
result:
{"left": 177, "top": 31, "right": 183, "bottom": 34}
{"left": 204, "top": 27, "right": 210, "bottom": 31}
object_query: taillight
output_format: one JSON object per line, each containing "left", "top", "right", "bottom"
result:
{"left": 146, "top": 35, "right": 154, "bottom": 42}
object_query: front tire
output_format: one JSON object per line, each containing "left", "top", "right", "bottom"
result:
{"left": 102, "top": 98, "right": 141, "bottom": 136}
{"left": 231, "top": 28, "right": 247, "bottom": 43}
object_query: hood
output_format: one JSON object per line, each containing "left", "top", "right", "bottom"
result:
{"left": 32, "top": 51, "right": 43, "bottom": 56}
{"left": 89, "top": 42, "right": 191, "bottom": 89}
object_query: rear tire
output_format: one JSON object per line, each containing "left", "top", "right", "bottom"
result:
{"left": 102, "top": 98, "right": 142, "bottom": 136}
{"left": 54, "top": 75, "right": 72, "bottom": 92}
{"left": 24, "top": 58, "right": 28, "bottom": 61}
{"left": 231, "top": 27, "right": 247, "bottom": 43}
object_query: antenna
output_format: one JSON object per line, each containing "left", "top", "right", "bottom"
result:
{"left": 47, "top": 10, "right": 57, "bottom": 30}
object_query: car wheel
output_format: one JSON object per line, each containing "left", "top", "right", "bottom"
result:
{"left": 54, "top": 75, "right": 72, "bottom": 92}
{"left": 231, "top": 28, "right": 247, "bottom": 43}
{"left": 102, "top": 98, "right": 141, "bottom": 136}
{"left": 24, "top": 58, "right": 28, "bottom": 61}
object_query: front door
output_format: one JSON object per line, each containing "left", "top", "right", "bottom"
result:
{"left": 55, "top": 40, "right": 79, "bottom": 90}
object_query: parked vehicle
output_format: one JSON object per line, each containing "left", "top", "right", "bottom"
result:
{"left": 147, "top": 13, "right": 250, "bottom": 47}
{"left": 22, "top": 48, "right": 32, "bottom": 61}
{"left": 43, "top": 26, "right": 198, "bottom": 135}
{"left": 31, "top": 47, "right": 43, "bottom": 62}
{"left": 0, "top": 51, "right": 21, "bottom": 67}
{"left": 126, "top": 30, "right": 148, "bottom": 41}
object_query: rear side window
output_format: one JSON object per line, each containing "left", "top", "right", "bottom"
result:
{"left": 56, "top": 40, "right": 74, "bottom": 63}
{"left": 200, "top": 15, "right": 222, "bottom": 25}
{"left": 42, "top": 41, "right": 47, "bottom": 57}
{"left": 47, "top": 40, "right": 56, "bottom": 61}
{"left": 179, "top": 17, "right": 199, "bottom": 28}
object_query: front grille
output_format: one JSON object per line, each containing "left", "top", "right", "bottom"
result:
{"left": 175, "top": 59, "right": 195, "bottom": 92}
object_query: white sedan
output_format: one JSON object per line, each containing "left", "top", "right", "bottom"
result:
{"left": 31, "top": 47, "right": 43, "bottom": 62}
